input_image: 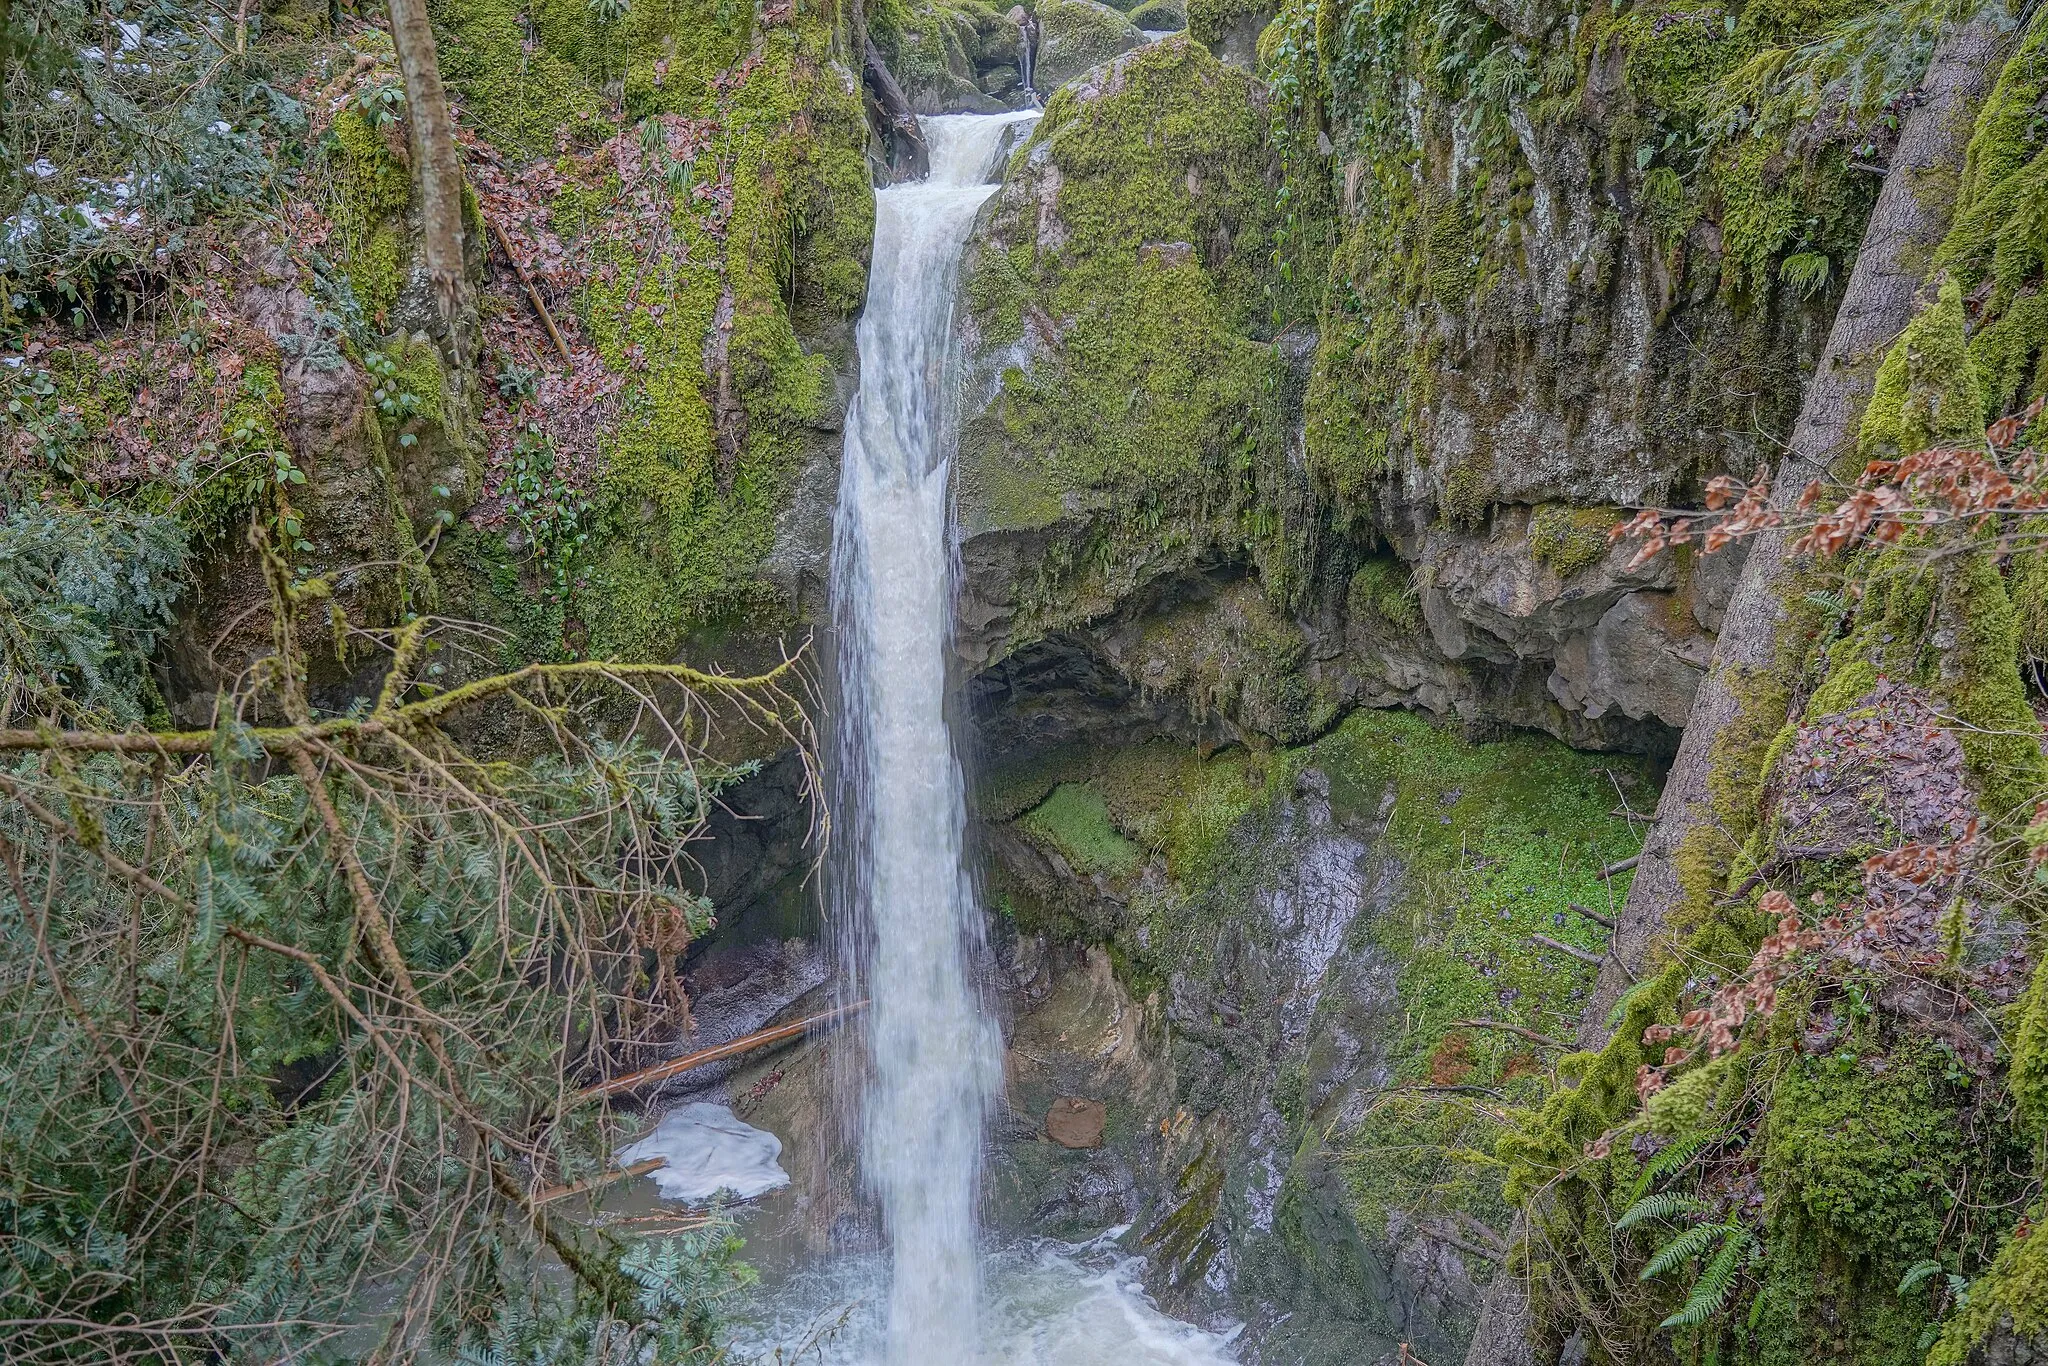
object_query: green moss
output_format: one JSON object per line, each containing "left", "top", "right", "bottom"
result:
{"left": 1184, "top": 0, "right": 1265, "bottom": 50}
{"left": 1941, "top": 551, "right": 2048, "bottom": 828}
{"left": 955, "top": 38, "right": 1327, "bottom": 626}
{"left": 429, "top": 0, "right": 725, "bottom": 157}
{"left": 1741, "top": 1035, "right": 2007, "bottom": 1366}
{"left": 1937, "top": 9, "right": 2048, "bottom": 420}
{"left": 440, "top": 0, "right": 872, "bottom": 660}
{"left": 1034, "top": 0, "right": 1141, "bottom": 87}
{"left": 1858, "top": 278, "right": 1986, "bottom": 462}
{"left": 1127, "top": 0, "right": 1185, "bottom": 29}
{"left": 1928, "top": 1226, "right": 2048, "bottom": 1366}
{"left": 2007, "top": 518, "right": 2048, "bottom": 669}
{"left": 1346, "top": 555, "right": 1419, "bottom": 631}
{"left": 1528, "top": 503, "right": 1617, "bottom": 580}
{"left": 1423, "top": 190, "right": 1477, "bottom": 307}
{"left": 1440, "top": 460, "right": 1493, "bottom": 531}
{"left": 329, "top": 105, "right": 413, "bottom": 325}
{"left": 1763, "top": 1037, "right": 1966, "bottom": 1261}
{"left": 1019, "top": 782, "right": 1145, "bottom": 878}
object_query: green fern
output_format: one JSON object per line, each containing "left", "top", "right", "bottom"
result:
{"left": 1780, "top": 251, "right": 1833, "bottom": 300}
{"left": 1618, "top": 1190, "right": 1711, "bottom": 1230}
{"left": 1642, "top": 1222, "right": 1727, "bottom": 1278}
{"left": 1660, "top": 1226, "right": 1757, "bottom": 1328}
{"left": 1898, "top": 1259, "right": 1945, "bottom": 1296}
{"left": 1623, "top": 1130, "right": 1716, "bottom": 1207}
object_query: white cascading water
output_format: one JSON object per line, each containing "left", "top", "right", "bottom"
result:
{"left": 830, "top": 112, "right": 1037, "bottom": 1364}
{"left": 779, "top": 110, "right": 1238, "bottom": 1366}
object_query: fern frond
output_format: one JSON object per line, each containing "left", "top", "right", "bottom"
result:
{"left": 1780, "top": 251, "right": 1833, "bottom": 299}
{"left": 1618, "top": 1190, "right": 1709, "bottom": 1230}
{"left": 1660, "top": 1228, "right": 1751, "bottom": 1328}
{"left": 1641, "top": 1223, "right": 1723, "bottom": 1279}
{"left": 1898, "top": 1259, "right": 1945, "bottom": 1296}
{"left": 1624, "top": 1130, "right": 1716, "bottom": 1206}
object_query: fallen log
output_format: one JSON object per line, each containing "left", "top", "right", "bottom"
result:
{"left": 863, "top": 36, "right": 930, "bottom": 180}
{"left": 572, "top": 999, "right": 866, "bottom": 1106}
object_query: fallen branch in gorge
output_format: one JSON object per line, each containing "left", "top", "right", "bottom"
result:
{"left": 573, "top": 999, "right": 868, "bottom": 1105}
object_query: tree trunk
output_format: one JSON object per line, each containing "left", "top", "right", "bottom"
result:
{"left": 864, "top": 35, "right": 931, "bottom": 181}
{"left": 386, "top": 0, "right": 472, "bottom": 370}
{"left": 1575, "top": 7, "right": 2012, "bottom": 1046}
{"left": 1462, "top": 14, "right": 2012, "bottom": 1366}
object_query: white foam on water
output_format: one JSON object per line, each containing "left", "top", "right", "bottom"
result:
{"left": 729, "top": 1236, "right": 1241, "bottom": 1365}
{"left": 617, "top": 1102, "right": 790, "bottom": 1204}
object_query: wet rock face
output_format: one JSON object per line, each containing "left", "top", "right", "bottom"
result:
{"left": 943, "top": 39, "right": 1728, "bottom": 761}
{"left": 879, "top": 0, "right": 1039, "bottom": 115}
{"left": 977, "top": 766, "right": 1479, "bottom": 1364}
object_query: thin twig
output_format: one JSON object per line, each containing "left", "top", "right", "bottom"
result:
{"left": 487, "top": 217, "right": 573, "bottom": 365}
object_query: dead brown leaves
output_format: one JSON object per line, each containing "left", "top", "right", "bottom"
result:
{"left": 1613, "top": 397, "right": 2048, "bottom": 568}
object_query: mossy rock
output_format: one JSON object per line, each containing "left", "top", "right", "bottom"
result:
{"left": 1033, "top": 0, "right": 1144, "bottom": 90}
{"left": 428, "top": 0, "right": 875, "bottom": 661}
{"left": 1127, "top": 0, "right": 1185, "bottom": 30}
{"left": 1528, "top": 503, "right": 1617, "bottom": 580}
{"left": 873, "top": 0, "right": 1027, "bottom": 111}
{"left": 955, "top": 37, "right": 1314, "bottom": 641}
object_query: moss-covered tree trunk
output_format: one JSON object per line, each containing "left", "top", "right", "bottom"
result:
{"left": 1461, "top": 15, "right": 2013, "bottom": 1366}
{"left": 1579, "top": 8, "right": 2012, "bottom": 1045}
{"left": 387, "top": 0, "right": 471, "bottom": 370}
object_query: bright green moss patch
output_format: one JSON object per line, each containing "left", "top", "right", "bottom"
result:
{"left": 1346, "top": 555, "right": 1420, "bottom": 631}
{"left": 1762, "top": 1036, "right": 1967, "bottom": 1263}
{"left": 956, "top": 36, "right": 1328, "bottom": 627}
{"left": 1128, "top": 0, "right": 1185, "bottom": 30}
{"left": 1185, "top": 0, "right": 1266, "bottom": 50}
{"left": 1312, "top": 710, "right": 1648, "bottom": 1068}
{"left": 1528, "top": 503, "right": 1616, "bottom": 580}
{"left": 435, "top": 0, "right": 873, "bottom": 660}
{"left": 327, "top": 104, "right": 413, "bottom": 326}
{"left": 1020, "top": 782, "right": 1146, "bottom": 878}
{"left": 1858, "top": 278, "right": 1987, "bottom": 462}
{"left": 1937, "top": 10, "right": 2048, "bottom": 420}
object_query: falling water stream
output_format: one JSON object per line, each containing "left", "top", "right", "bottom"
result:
{"left": 827, "top": 110, "right": 1022, "bottom": 1365}
{"left": 634, "top": 113, "right": 1239, "bottom": 1364}
{"left": 802, "top": 113, "right": 1239, "bottom": 1363}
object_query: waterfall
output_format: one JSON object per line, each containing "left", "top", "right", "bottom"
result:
{"left": 830, "top": 111, "right": 1037, "bottom": 1365}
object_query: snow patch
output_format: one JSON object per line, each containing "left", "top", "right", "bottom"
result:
{"left": 617, "top": 1101, "right": 790, "bottom": 1204}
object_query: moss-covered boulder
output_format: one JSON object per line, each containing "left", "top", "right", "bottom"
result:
{"left": 1033, "top": 0, "right": 1145, "bottom": 90}
{"left": 1128, "top": 0, "right": 1185, "bottom": 31}
{"left": 870, "top": 0, "right": 1032, "bottom": 113}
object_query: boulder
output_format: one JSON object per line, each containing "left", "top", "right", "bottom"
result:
{"left": 1034, "top": 0, "right": 1144, "bottom": 90}
{"left": 1128, "top": 0, "right": 1186, "bottom": 29}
